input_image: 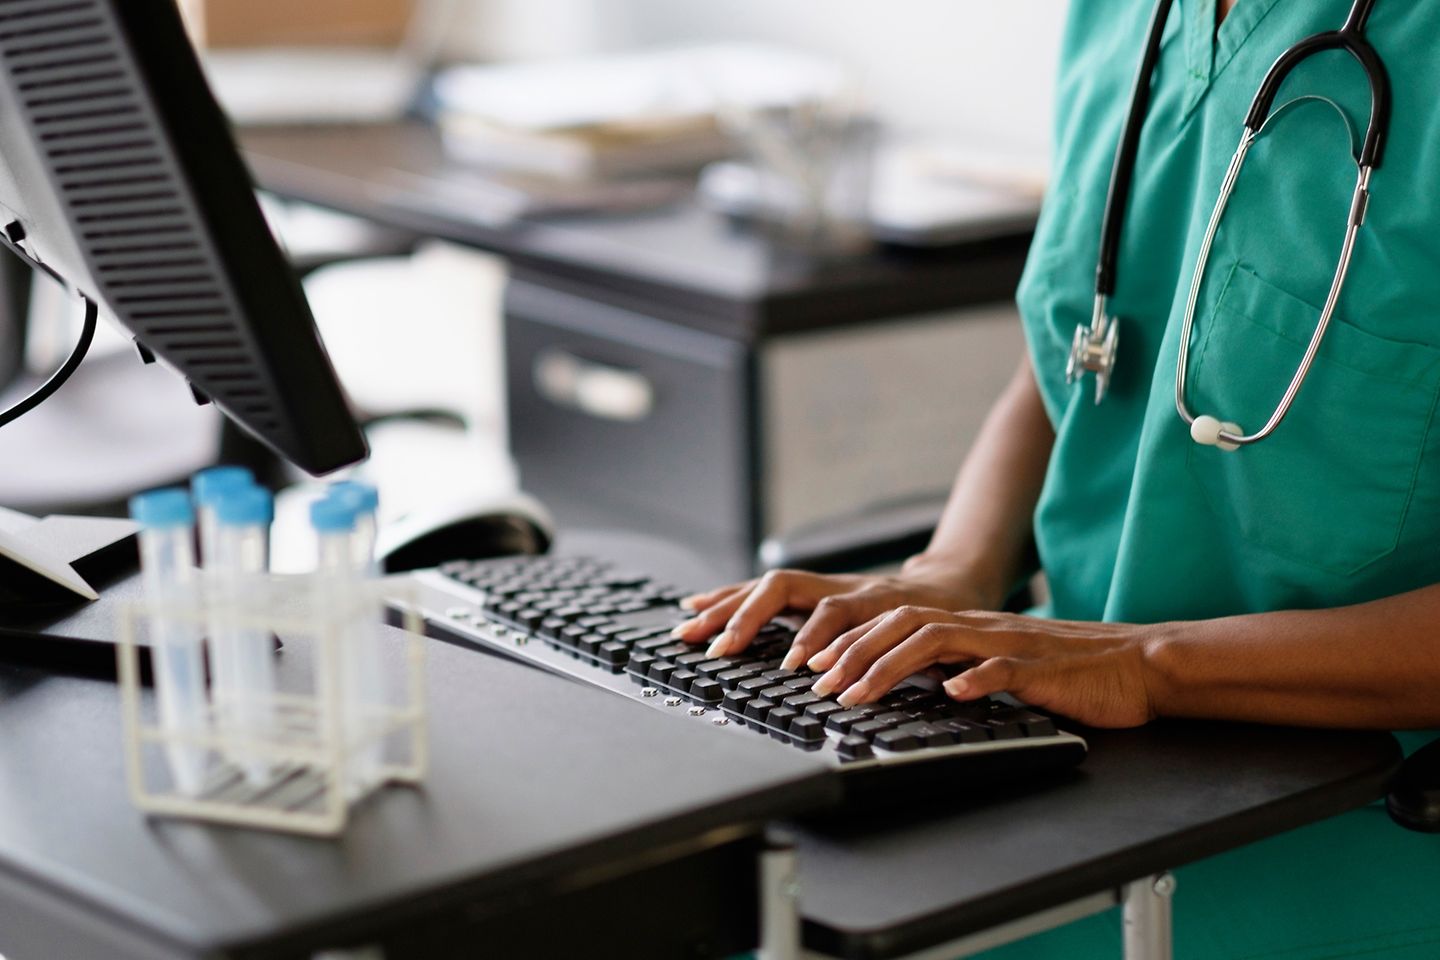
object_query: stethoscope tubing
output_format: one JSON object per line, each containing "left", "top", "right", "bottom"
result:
{"left": 1087, "top": 0, "right": 1391, "bottom": 448}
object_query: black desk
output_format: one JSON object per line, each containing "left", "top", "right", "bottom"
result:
{"left": 240, "top": 123, "right": 1035, "bottom": 576}
{"left": 0, "top": 626, "right": 835, "bottom": 959}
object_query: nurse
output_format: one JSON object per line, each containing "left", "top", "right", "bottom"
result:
{"left": 676, "top": 0, "right": 1440, "bottom": 957}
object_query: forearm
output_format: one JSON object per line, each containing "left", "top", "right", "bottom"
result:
{"left": 902, "top": 351, "right": 1054, "bottom": 609}
{"left": 1147, "top": 584, "right": 1440, "bottom": 728}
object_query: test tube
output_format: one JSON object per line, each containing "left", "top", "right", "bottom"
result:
{"left": 311, "top": 497, "right": 368, "bottom": 794}
{"left": 328, "top": 481, "right": 379, "bottom": 574}
{"left": 328, "top": 482, "right": 385, "bottom": 793}
{"left": 191, "top": 466, "right": 254, "bottom": 566}
{"left": 191, "top": 465, "right": 255, "bottom": 729}
{"left": 213, "top": 486, "right": 276, "bottom": 784}
{"left": 129, "top": 488, "right": 208, "bottom": 796}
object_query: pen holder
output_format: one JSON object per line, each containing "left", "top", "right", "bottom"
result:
{"left": 117, "top": 575, "right": 427, "bottom": 837}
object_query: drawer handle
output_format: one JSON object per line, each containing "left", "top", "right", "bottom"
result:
{"left": 533, "top": 349, "right": 655, "bottom": 422}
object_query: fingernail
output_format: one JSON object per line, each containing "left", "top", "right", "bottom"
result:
{"left": 836, "top": 685, "right": 865, "bottom": 707}
{"left": 679, "top": 597, "right": 698, "bottom": 612}
{"left": 807, "top": 651, "right": 832, "bottom": 671}
{"left": 705, "top": 632, "right": 733, "bottom": 658}
{"left": 781, "top": 649, "right": 803, "bottom": 671}
{"left": 670, "top": 619, "right": 698, "bottom": 638}
{"left": 945, "top": 677, "right": 969, "bottom": 698}
{"left": 812, "top": 673, "right": 836, "bottom": 697}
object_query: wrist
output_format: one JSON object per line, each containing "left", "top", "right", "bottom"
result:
{"left": 1137, "top": 622, "right": 1188, "bottom": 719}
{"left": 899, "top": 552, "right": 1008, "bottom": 611}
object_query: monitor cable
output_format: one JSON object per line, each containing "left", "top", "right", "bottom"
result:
{"left": 0, "top": 293, "right": 97, "bottom": 430}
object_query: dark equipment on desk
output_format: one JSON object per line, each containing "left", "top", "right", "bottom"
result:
{"left": 404, "top": 554, "right": 1088, "bottom": 809}
{"left": 0, "top": 0, "right": 366, "bottom": 609}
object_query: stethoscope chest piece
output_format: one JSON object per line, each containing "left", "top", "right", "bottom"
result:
{"left": 1067, "top": 298, "right": 1119, "bottom": 404}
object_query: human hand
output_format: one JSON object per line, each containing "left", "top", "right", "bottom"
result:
{"left": 805, "top": 606, "right": 1159, "bottom": 729}
{"left": 671, "top": 567, "right": 992, "bottom": 668}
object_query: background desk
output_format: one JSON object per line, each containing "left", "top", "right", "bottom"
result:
{"left": 241, "top": 123, "right": 1035, "bottom": 577}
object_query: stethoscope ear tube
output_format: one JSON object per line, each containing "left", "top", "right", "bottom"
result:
{"left": 1243, "top": 21, "right": 1391, "bottom": 168}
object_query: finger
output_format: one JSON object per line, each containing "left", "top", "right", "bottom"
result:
{"left": 944, "top": 657, "right": 1022, "bottom": 701}
{"left": 815, "top": 606, "right": 938, "bottom": 699}
{"left": 839, "top": 624, "right": 956, "bottom": 706}
{"left": 670, "top": 590, "right": 749, "bottom": 644}
{"left": 803, "top": 614, "right": 882, "bottom": 674}
{"left": 716, "top": 571, "right": 833, "bottom": 658}
{"left": 782, "top": 592, "right": 877, "bottom": 670}
{"left": 679, "top": 581, "right": 751, "bottom": 613}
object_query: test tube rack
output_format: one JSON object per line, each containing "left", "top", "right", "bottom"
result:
{"left": 117, "top": 576, "right": 428, "bottom": 837}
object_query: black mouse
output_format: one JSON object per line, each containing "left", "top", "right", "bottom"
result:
{"left": 375, "top": 492, "right": 553, "bottom": 574}
{"left": 1387, "top": 737, "right": 1440, "bottom": 833}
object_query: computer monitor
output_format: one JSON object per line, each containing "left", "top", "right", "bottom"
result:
{"left": 0, "top": 0, "right": 367, "bottom": 475}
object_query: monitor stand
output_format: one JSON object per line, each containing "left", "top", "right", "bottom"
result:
{"left": 0, "top": 506, "right": 145, "bottom": 675}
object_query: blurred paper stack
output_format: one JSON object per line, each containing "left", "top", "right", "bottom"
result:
{"left": 430, "top": 44, "right": 849, "bottom": 202}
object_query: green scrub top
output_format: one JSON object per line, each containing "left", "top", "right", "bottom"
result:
{"left": 987, "top": 0, "right": 1440, "bottom": 957}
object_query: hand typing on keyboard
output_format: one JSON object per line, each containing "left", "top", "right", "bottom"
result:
{"left": 674, "top": 570, "right": 1158, "bottom": 730}
{"left": 670, "top": 569, "right": 992, "bottom": 665}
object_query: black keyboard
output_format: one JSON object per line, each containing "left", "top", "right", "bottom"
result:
{"left": 400, "top": 555, "right": 1087, "bottom": 806}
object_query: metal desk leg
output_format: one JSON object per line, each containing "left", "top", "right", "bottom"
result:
{"left": 758, "top": 839, "right": 801, "bottom": 960}
{"left": 1122, "top": 873, "right": 1176, "bottom": 960}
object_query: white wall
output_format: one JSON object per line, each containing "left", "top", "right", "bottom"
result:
{"left": 446, "top": 0, "right": 1069, "bottom": 158}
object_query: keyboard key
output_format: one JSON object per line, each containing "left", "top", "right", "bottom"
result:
{"left": 837, "top": 735, "right": 873, "bottom": 760}
{"left": 668, "top": 668, "right": 698, "bottom": 692}
{"left": 696, "top": 658, "right": 738, "bottom": 678}
{"left": 805, "top": 701, "right": 845, "bottom": 721}
{"left": 759, "top": 684, "right": 793, "bottom": 702}
{"left": 790, "top": 716, "right": 826, "bottom": 744}
{"left": 875, "top": 729, "right": 922, "bottom": 752}
{"left": 934, "top": 718, "right": 991, "bottom": 743}
{"left": 739, "top": 676, "right": 776, "bottom": 694}
{"left": 766, "top": 706, "right": 798, "bottom": 733}
{"left": 676, "top": 652, "right": 708, "bottom": 668}
{"left": 650, "top": 662, "right": 678, "bottom": 685}
{"left": 783, "top": 692, "right": 821, "bottom": 711}
{"left": 985, "top": 719, "right": 1025, "bottom": 740}
{"left": 1014, "top": 711, "right": 1058, "bottom": 737}
{"left": 783, "top": 676, "right": 817, "bottom": 691}
{"left": 850, "top": 720, "right": 891, "bottom": 740}
{"left": 690, "top": 678, "right": 724, "bottom": 704}
{"left": 895, "top": 721, "right": 954, "bottom": 747}
{"left": 722, "top": 690, "right": 754, "bottom": 714}
{"left": 636, "top": 637, "right": 674, "bottom": 653}
{"left": 627, "top": 651, "right": 656, "bottom": 674}
{"left": 655, "top": 643, "right": 691, "bottom": 658}
{"left": 873, "top": 711, "right": 911, "bottom": 727}
{"left": 597, "top": 641, "right": 628, "bottom": 667}
{"left": 825, "top": 709, "right": 870, "bottom": 733}
{"left": 744, "top": 697, "right": 776, "bottom": 723}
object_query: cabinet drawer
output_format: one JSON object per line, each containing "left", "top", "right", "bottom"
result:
{"left": 505, "top": 279, "right": 753, "bottom": 545}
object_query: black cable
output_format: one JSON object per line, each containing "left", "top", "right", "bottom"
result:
{"left": 0, "top": 295, "right": 97, "bottom": 429}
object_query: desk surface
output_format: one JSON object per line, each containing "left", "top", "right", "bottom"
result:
{"left": 0, "top": 621, "right": 833, "bottom": 959}
{"left": 239, "top": 122, "right": 1032, "bottom": 335}
{"left": 0, "top": 531, "right": 1404, "bottom": 960}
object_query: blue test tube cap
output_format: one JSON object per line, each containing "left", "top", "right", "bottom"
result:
{"left": 129, "top": 488, "right": 195, "bottom": 529}
{"left": 328, "top": 480, "right": 379, "bottom": 514}
{"left": 310, "top": 495, "right": 357, "bottom": 533}
{"left": 192, "top": 465, "right": 255, "bottom": 505}
{"left": 215, "top": 485, "right": 274, "bottom": 527}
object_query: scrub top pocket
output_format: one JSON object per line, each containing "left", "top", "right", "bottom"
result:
{"left": 1186, "top": 262, "right": 1440, "bottom": 575}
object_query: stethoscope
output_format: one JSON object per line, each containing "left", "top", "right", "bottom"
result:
{"left": 1066, "top": 0, "right": 1390, "bottom": 450}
